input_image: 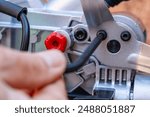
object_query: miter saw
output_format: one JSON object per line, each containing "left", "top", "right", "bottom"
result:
{"left": 1, "top": 0, "right": 150, "bottom": 100}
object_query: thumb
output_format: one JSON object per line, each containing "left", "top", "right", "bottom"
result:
{"left": 0, "top": 47, "right": 66, "bottom": 90}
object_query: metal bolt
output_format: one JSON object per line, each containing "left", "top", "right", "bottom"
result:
{"left": 74, "top": 28, "right": 88, "bottom": 41}
{"left": 97, "top": 30, "right": 107, "bottom": 40}
{"left": 121, "top": 31, "right": 131, "bottom": 41}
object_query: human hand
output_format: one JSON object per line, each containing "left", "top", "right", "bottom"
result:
{"left": 0, "top": 46, "right": 67, "bottom": 100}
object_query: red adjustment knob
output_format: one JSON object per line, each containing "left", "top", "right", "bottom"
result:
{"left": 45, "top": 32, "right": 67, "bottom": 52}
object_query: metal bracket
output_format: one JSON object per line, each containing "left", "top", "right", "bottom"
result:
{"left": 80, "top": 0, "right": 114, "bottom": 40}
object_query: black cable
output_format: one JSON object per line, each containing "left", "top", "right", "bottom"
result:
{"left": 105, "top": 0, "right": 129, "bottom": 7}
{"left": 66, "top": 30, "right": 107, "bottom": 73}
{"left": 20, "top": 13, "right": 30, "bottom": 51}
{"left": 0, "top": 0, "right": 27, "bottom": 20}
{"left": 0, "top": 0, "right": 30, "bottom": 51}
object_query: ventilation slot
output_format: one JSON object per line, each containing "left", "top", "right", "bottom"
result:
{"left": 107, "top": 69, "right": 112, "bottom": 83}
{"left": 122, "top": 70, "right": 127, "bottom": 84}
{"left": 100, "top": 68, "right": 105, "bottom": 83}
{"left": 115, "top": 70, "right": 120, "bottom": 84}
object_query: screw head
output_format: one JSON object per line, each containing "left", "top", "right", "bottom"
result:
{"left": 97, "top": 30, "right": 107, "bottom": 40}
{"left": 74, "top": 28, "right": 88, "bottom": 41}
{"left": 121, "top": 31, "right": 131, "bottom": 41}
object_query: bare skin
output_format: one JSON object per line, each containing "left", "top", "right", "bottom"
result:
{"left": 0, "top": 46, "right": 67, "bottom": 100}
{"left": 0, "top": 0, "right": 150, "bottom": 100}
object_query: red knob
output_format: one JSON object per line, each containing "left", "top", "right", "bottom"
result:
{"left": 45, "top": 32, "right": 67, "bottom": 52}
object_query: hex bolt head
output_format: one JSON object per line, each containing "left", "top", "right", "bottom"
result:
{"left": 97, "top": 30, "right": 107, "bottom": 40}
{"left": 74, "top": 28, "right": 88, "bottom": 41}
{"left": 121, "top": 31, "right": 131, "bottom": 41}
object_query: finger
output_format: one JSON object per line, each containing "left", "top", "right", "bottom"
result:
{"left": 0, "top": 46, "right": 66, "bottom": 90}
{"left": 32, "top": 78, "right": 68, "bottom": 100}
{"left": 0, "top": 81, "right": 30, "bottom": 100}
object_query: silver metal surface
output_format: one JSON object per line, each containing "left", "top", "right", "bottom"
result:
{"left": 1, "top": 0, "right": 150, "bottom": 100}
{"left": 63, "top": 0, "right": 150, "bottom": 99}
{"left": 64, "top": 72, "right": 84, "bottom": 93}
{"left": 0, "top": 9, "right": 82, "bottom": 31}
{"left": 80, "top": 0, "right": 114, "bottom": 40}
{"left": 0, "top": 8, "right": 82, "bottom": 50}
{"left": 93, "top": 14, "right": 147, "bottom": 71}
{"left": 94, "top": 65, "right": 132, "bottom": 100}
{"left": 65, "top": 51, "right": 99, "bottom": 95}
{"left": 134, "top": 74, "right": 150, "bottom": 100}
